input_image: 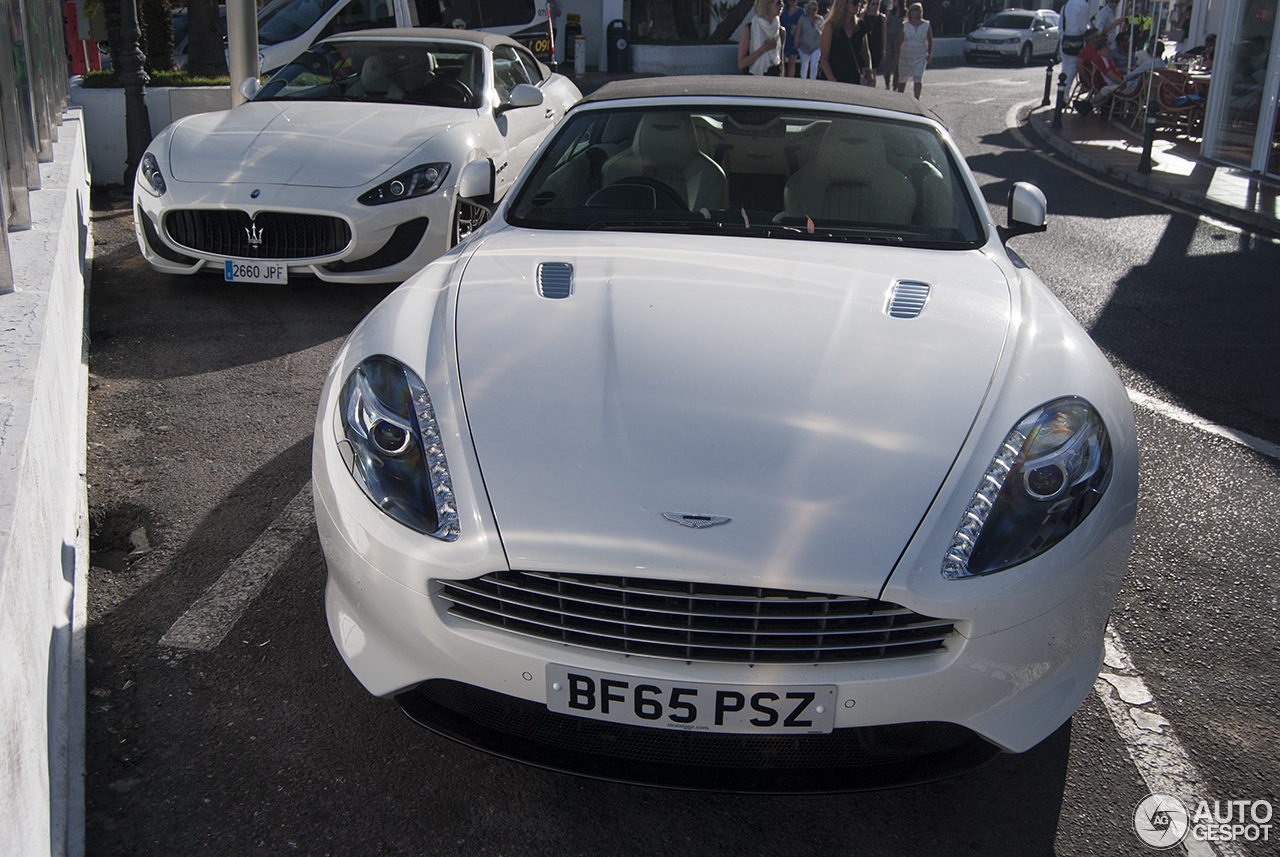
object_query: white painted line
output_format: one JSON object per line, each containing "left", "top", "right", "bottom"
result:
{"left": 160, "top": 483, "right": 314, "bottom": 651}
{"left": 1128, "top": 388, "right": 1280, "bottom": 461}
{"left": 1095, "top": 626, "right": 1244, "bottom": 857}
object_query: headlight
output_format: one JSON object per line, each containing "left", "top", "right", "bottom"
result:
{"left": 139, "top": 152, "right": 166, "bottom": 195}
{"left": 942, "top": 397, "right": 1113, "bottom": 579}
{"left": 336, "top": 355, "right": 459, "bottom": 540}
{"left": 358, "top": 162, "right": 451, "bottom": 205}
{"left": 1005, "top": 36, "right": 1022, "bottom": 44}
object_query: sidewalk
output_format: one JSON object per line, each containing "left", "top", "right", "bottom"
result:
{"left": 1025, "top": 104, "right": 1280, "bottom": 235}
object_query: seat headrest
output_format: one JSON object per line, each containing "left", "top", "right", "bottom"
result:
{"left": 360, "top": 55, "right": 394, "bottom": 90}
{"left": 633, "top": 113, "right": 698, "bottom": 168}
{"left": 817, "top": 121, "right": 890, "bottom": 172}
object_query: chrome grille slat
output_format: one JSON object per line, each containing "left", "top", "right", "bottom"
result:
{"left": 441, "top": 577, "right": 917, "bottom": 621}
{"left": 517, "top": 571, "right": 902, "bottom": 608}
{"left": 886, "top": 280, "right": 931, "bottom": 318}
{"left": 435, "top": 571, "right": 955, "bottom": 665}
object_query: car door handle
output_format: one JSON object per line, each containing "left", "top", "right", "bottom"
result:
{"left": 545, "top": 109, "right": 555, "bottom": 119}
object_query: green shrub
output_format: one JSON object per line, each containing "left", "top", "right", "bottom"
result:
{"left": 78, "top": 70, "right": 231, "bottom": 88}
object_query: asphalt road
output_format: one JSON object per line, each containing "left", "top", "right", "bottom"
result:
{"left": 84, "top": 61, "right": 1279, "bottom": 856}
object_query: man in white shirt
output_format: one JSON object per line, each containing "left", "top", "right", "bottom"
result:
{"left": 1060, "top": 0, "right": 1091, "bottom": 95}
{"left": 1093, "top": 0, "right": 1124, "bottom": 48}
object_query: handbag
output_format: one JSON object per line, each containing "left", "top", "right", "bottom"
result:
{"left": 1062, "top": 33, "right": 1085, "bottom": 55}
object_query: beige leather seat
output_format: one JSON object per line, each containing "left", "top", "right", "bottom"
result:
{"left": 783, "top": 120, "right": 916, "bottom": 225}
{"left": 350, "top": 54, "right": 396, "bottom": 99}
{"left": 600, "top": 113, "right": 727, "bottom": 212}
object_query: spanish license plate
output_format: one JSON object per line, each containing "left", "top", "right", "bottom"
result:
{"left": 224, "top": 260, "right": 287, "bottom": 284}
{"left": 546, "top": 665, "right": 837, "bottom": 734}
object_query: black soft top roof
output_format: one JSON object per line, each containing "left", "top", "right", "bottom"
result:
{"left": 578, "top": 75, "right": 940, "bottom": 122}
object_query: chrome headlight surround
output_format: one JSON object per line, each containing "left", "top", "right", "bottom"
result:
{"left": 139, "top": 152, "right": 166, "bottom": 196}
{"left": 358, "top": 162, "right": 451, "bottom": 206}
{"left": 336, "top": 355, "right": 459, "bottom": 541}
{"left": 942, "top": 397, "right": 1113, "bottom": 579}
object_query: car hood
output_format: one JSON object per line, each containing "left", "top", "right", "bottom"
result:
{"left": 454, "top": 230, "right": 1012, "bottom": 593}
{"left": 166, "top": 102, "right": 461, "bottom": 188}
{"left": 970, "top": 27, "right": 1027, "bottom": 38}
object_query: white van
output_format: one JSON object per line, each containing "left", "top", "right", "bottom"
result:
{"left": 255, "top": 0, "right": 554, "bottom": 73}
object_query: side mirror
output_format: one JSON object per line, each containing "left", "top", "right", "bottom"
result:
{"left": 457, "top": 158, "right": 494, "bottom": 200}
{"left": 497, "top": 83, "right": 544, "bottom": 115}
{"left": 239, "top": 77, "right": 261, "bottom": 99}
{"left": 999, "top": 181, "right": 1047, "bottom": 243}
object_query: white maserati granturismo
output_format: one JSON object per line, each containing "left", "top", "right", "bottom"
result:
{"left": 133, "top": 29, "right": 580, "bottom": 285}
{"left": 312, "top": 77, "right": 1139, "bottom": 791}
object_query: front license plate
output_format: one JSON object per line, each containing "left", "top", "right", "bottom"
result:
{"left": 224, "top": 260, "right": 287, "bottom": 284}
{"left": 546, "top": 665, "right": 837, "bottom": 734}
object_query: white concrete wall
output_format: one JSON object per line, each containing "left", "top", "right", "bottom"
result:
{"left": 69, "top": 81, "right": 232, "bottom": 187}
{"left": 632, "top": 43, "right": 740, "bottom": 74}
{"left": 0, "top": 107, "right": 91, "bottom": 857}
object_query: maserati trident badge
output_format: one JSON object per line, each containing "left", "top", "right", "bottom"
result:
{"left": 246, "top": 221, "right": 264, "bottom": 248}
{"left": 662, "top": 513, "right": 731, "bottom": 529}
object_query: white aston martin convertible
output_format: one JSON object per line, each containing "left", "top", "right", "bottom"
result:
{"left": 133, "top": 29, "right": 580, "bottom": 285}
{"left": 313, "top": 77, "right": 1139, "bottom": 791}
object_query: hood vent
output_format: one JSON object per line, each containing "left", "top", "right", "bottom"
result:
{"left": 537, "top": 262, "right": 573, "bottom": 299}
{"left": 886, "top": 281, "right": 931, "bottom": 318}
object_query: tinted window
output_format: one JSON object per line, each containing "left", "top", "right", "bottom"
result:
{"left": 986, "top": 13, "right": 1034, "bottom": 29}
{"left": 414, "top": 0, "right": 536, "bottom": 27}
{"left": 491, "top": 44, "right": 531, "bottom": 100}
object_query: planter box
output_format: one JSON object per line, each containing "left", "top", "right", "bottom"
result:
{"left": 69, "top": 80, "right": 231, "bottom": 186}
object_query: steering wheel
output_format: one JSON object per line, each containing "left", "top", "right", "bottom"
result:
{"left": 611, "top": 177, "right": 688, "bottom": 212}
{"left": 414, "top": 78, "right": 474, "bottom": 108}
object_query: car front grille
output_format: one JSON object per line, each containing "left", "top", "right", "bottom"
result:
{"left": 436, "top": 571, "right": 956, "bottom": 665}
{"left": 163, "top": 209, "right": 352, "bottom": 259}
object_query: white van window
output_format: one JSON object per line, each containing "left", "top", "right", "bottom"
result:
{"left": 413, "top": 0, "right": 537, "bottom": 29}
{"left": 317, "top": 0, "right": 397, "bottom": 40}
{"left": 259, "top": 0, "right": 345, "bottom": 45}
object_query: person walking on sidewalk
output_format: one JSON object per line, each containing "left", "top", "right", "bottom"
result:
{"left": 821, "top": 0, "right": 872, "bottom": 84}
{"left": 860, "top": 0, "right": 887, "bottom": 83}
{"left": 881, "top": 0, "right": 904, "bottom": 89}
{"left": 780, "top": 0, "right": 805, "bottom": 76}
{"left": 1060, "top": 0, "right": 1091, "bottom": 97}
{"left": 739, "top": 0, "right": 786, "bottom": 75}
{"left": 795, "top": 0, "right": 825, "bottom": 79}
{"left": 895, "top": 2, "right": 932, "bottom": 98}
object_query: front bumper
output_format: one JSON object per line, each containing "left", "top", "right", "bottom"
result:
{"left": 133, "top": 174, "right": 457, "bottom": 284}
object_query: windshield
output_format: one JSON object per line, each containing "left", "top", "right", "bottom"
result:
{"left": 507, "top": 106, "right": 985, "bottom": 249}
{"left": 253, "top": 40, "right": 485, "bottom": 108}
{"left": 984, "top": 13, "right": 1034, "bottom": 29}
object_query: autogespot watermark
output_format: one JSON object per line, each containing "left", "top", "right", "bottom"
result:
{"left": 1134, "top": 793, "right": 1273, "bottom": 849}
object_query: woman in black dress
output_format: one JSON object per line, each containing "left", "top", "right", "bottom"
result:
{"left": 820, "top": 0, "right": 872, "bottom": 83}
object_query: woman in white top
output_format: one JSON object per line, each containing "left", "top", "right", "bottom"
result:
{"left": 895, "top": 2, "right": 932, "bottom": 98}
{"left": 739, "top": 0, "right": 785, "bottom": 76}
